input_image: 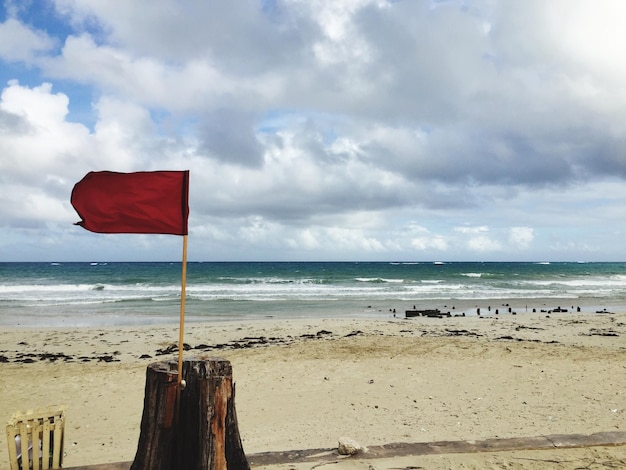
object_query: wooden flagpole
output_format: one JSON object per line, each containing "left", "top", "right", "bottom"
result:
{"left": 177, "top": 234, "right": 188, "bottom": 388}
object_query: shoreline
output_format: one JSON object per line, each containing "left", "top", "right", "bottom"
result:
{"left": 2, "top": 296, "right": 625, "bottom": 329}
{"left": 1, "top": 311, "right": 625, "bottom": 468}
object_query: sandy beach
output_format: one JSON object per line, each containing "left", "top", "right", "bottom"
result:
{"left": 1, "top": 308, "right": 625, "bottom": 469}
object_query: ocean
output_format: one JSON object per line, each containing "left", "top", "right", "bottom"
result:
{"left": 1, "top": 261, "right": 626, "bottom": 327}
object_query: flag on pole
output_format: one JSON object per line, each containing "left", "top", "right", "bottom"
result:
{"left": 71, "top": 170, "right": 191, "bottom": 390}
{"left": 71, "top": 170, "right": 189, "bottom": 235}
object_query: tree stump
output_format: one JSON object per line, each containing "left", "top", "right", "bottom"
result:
{"left": 131, "top": 357, "right": 250, "bottom": 470}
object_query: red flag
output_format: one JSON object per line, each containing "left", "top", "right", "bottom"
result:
{"left": 71, "top": 171, "right": 189, "bottom": 235}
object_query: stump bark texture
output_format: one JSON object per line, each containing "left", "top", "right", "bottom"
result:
{"left": 131, "top": 357, "right": 249, "bottom": 470}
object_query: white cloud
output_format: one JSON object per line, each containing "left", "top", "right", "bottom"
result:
{"left": 293, "top": 229, "right": 322, "bottom": 250}
{"left": 453, "top": 226, "right": 502, "bottom": 253}
{"left": 454, "top": 226, "right": 490, "bottom": 235}
{"left": 547, "top": 0, "right": 626, "bottom": 84}
{"left": 410, "top": 236, "right": 448, "bottom": 252}
{"left": 509, "top": 227, "right": 534, "bottom": 249}
{"left": 0, "top": 18, "right": 56, "bottom": 62}
{"left": 406, "top": 223, "right": 449, "bottom": 252}
{"left": 467, "top": 235, "right": 502, "bottom": 253}
{"left": 41, "top": 35, "right": 230, "bottom": 111}
{"left": 326, "top": 226, "right": 385, "bottom": 253}
{"left": 0, "top": 81, "right": 91, "bottom": 185}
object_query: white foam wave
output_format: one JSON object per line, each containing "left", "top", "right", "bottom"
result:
{"left": 3, "top": 272, "right": 626, "bottom": 308}
{"left": 355, "top": 277, "right": 404, "bottom": 283}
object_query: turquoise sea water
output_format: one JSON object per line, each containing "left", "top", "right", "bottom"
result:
{"left": 1, "top": 261, "right": 626, "bottom": 327}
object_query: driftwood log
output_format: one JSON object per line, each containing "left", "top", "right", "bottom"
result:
{"left": 131, "top": 357, "right": 249, "bottom": 470}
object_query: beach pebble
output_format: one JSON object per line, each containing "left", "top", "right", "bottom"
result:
{"left": 338, "top": 436, "right": 366, "bottom": 455}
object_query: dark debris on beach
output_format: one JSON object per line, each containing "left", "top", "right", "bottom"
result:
{"left": 0, "top": 330, "right": 356, "bottom": 364}
{"left": 154, "top": 329, "right": 360, "bottom": 357}
{"left": 583, "top": 328, "right": 620, "bottom": 337}
{"left": 495, "top": 335, "right": 560, "bottom": 344}
{"left": 0, "top": 350, "right": 122, "bottom": 364}
{"left": 2, "top": 314, "right": 623, "bottom": 364}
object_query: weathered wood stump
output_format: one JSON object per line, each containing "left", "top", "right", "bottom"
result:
{"left": 131, "top": 357, "right": 250, "bottom": 470}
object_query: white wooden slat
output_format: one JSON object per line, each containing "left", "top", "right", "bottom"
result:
{"left": 5, "top": 421, "right": 20, "bottom": 469}
{"left": 42, "top": 418, "right": 51, "bottom": 470}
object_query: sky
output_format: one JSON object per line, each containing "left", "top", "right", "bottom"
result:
{"left": 1, "top": 0, "right": 626, "bottom": 262}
